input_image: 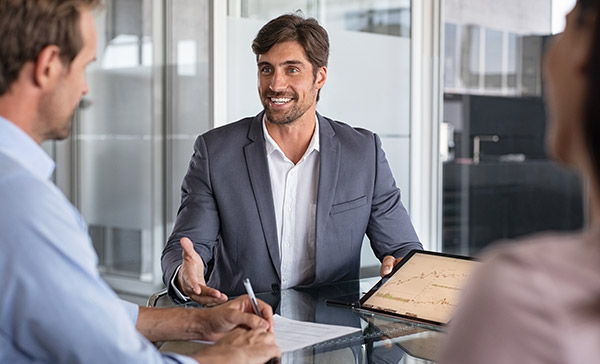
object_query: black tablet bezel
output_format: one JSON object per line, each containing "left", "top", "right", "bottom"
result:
{"left": 357, "top": 249, "right": 479, "bottom": 328}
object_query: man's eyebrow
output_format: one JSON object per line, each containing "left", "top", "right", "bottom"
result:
{"left": 281, "top": 60, "right": 304, "bottom": 66}
{"left": 257, "top": 60, "right": 305, "bottom": 67}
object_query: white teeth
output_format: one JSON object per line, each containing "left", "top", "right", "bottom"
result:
{"left": 271, "top": 97, "right": 291, "bottom": 104}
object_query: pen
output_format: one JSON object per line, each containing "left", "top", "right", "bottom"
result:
{"left": 243, "top": 278, "right": 263, "bottom": 318}
{"left": 244, "top": 279, "right": 279, "bottom": 364}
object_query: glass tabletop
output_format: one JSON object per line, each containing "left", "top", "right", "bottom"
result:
{"left": 158, "top": 277, "right": 444, "bottom": 363}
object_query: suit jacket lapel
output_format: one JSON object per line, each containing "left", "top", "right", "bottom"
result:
{"left": 244, "top": 112, "right": 281, "bottom": 278}
{"left": 314, "top": 113, "right": 340, "bottom": 281}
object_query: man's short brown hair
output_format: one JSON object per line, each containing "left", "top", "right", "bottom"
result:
{"left": 252, "top": 12, "right": 329, "bottom": 100}
{"left": 0, "top": 0, "right": 100, "bottom": 96}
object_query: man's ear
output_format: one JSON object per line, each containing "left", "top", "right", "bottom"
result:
{"left": 315, "top": 66, "right": 327, "bottom": 90}
{"left": 33, "top": 45, "right": 63, "bottom": 90}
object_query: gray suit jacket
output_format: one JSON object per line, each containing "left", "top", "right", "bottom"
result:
{"left": 161, "top": 112, "right": 421, "bottom": 297}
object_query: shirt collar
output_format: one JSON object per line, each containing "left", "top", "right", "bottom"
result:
{"left": 262, "top": 114, "right": 320, "bottom": 158}
{"left": 0, "top": 116, "right": 55, "bottom": 180}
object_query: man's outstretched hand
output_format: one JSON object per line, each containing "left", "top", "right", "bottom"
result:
{"left": 177, "top": 237, "right": 228, "bottom": 305}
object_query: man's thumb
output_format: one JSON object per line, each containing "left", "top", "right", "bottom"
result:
{"left": 180, "top": 237, "right": 195, "bottom": 256}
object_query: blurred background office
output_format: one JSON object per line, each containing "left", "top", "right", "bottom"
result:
{"left": 43, "top": 0, "right": 579, "bottom": 301}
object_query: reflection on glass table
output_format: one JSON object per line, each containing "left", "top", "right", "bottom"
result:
{"left": 155, "top": 277, "right": 444, "bottom": 363}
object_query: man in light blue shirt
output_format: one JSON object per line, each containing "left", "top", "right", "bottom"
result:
{"left": 0, "top": 1, "right": 280, "bottom": 363}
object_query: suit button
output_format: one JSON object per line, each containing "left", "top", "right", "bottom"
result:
{"left": 271, "top": 283, "right": 280, "bottom": 293}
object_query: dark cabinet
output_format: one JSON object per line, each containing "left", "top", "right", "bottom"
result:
{"left": 442, "top": 94, "right": 583, "bottom": 255}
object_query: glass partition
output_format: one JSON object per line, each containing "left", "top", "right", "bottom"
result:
{"left": 64, "top": 0, "right": 211, "bottom": 295}
{"left": 440, "top": 0, "right": 583, "bottom": 255}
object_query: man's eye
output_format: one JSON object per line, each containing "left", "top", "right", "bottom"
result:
{"left": 288, "top": 68, "right": 299, "bottom": 73}
{"left": 260, "top": 67, "right": 272, "bottom": 74}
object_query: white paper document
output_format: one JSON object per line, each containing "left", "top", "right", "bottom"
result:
{"left": 273, "top": 314, "right": 361, "bottom": 353}
{"left": 191, "top": 314, "right": 361, "bottom": 353}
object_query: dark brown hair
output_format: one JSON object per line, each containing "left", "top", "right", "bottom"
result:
{"left": 252, "top": 12, "right": 329, "bottom": 101}
{"left": 576, "top": 0, "right": 600, "bottom": 184}
{"left": 0, "top": 0, "right": 100, "bottom": 96}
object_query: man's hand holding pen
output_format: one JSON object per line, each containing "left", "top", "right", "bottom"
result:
{"left": 177, "top": 239, "right": 281, "bottom": 363}
{"left": 192, "top": 295, "right": 280, "bottom": 364}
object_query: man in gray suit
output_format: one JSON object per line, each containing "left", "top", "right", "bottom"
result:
{"left": 162, "top": 13, "right": 422, "bottom": 305}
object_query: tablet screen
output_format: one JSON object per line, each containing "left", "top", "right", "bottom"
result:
{"left": 360, "top": 250, "right": 480, "bottom": 326}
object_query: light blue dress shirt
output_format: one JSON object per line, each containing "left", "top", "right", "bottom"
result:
{"left": 0, "top": 117, "right": 195, "bottom": 363}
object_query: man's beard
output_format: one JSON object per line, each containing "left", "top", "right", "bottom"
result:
{"left": 264, "top": 103, "right": 307, "bottom": 125}
{"left": 38, "top": 86, "right": 78, "bottom": 141}
{"left": 46, "top": 110, "right": 76, "bottom": 141}
{"left": 262, "top": 89, "right": 315, "bottom": 125}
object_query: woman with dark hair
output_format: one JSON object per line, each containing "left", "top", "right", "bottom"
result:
{"left": 440, "top": 1, "right": 600, "bottom": 363}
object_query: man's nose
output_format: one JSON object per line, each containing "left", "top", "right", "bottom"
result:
{"left": 269, "top": 70, "right": 287, "bottom": 92}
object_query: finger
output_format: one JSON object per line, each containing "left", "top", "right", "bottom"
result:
{"left": 198, "top": 284, "right": 228, "bottom": 300}
{"left": 230, "top": 311, "right": 270, "bottom": 331}
{"left": 232, "top": 295, "right": 275, "bottom": 331}
{"left": 189, "top": 283, "right": 202, "bottom": 296}
{"left": 381, "top": 338, "right": 393, "bottom": 348}
{"left": 180, "top": 237, "right": 197, "bottom": 259}
{"left": 188, "top": 284, "right": 228, "bottom": 301}
{"left": 189, "top": 291, "right": 229, "bottom": 306}
{"left": 380, "top": 255, "right": 396, "bottom": 277}
{"left": 256, "top": 299, "right": 275, "bottom": 331}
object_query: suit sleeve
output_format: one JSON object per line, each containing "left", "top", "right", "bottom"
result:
{"left": 161, "top": 135, "right": 221, "bottom": 300}
{"left": 366, "top": 133, "right": 422, "bottom": 259}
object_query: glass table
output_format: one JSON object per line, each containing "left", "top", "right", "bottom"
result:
{"left": 156, "top": 277, "right": 444, "bottom": 363}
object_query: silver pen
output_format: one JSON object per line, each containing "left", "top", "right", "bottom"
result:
{"left": 243, "top": 278, "right": 263, "bottom": 318}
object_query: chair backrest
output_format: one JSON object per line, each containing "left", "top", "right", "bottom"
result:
{"left": 146, "top": 288, "right": 169, "bottom": 307}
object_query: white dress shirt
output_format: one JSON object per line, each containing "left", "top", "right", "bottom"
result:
{"left": 171, "top": 116, "right": 321, "bottom": 299}
{"left": 263, "top": 116, "right": 320, "bottom": 290}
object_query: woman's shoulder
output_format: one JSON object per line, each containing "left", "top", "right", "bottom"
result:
{"left": 480, "top": 230, "right": 596, "bottom": 277}
{"left": 442, "top": 229, "right": 600, "bottom": 364}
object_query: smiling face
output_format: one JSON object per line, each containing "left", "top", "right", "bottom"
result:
{"left": 257, "top": 41, "right": 326, "bottom": 126}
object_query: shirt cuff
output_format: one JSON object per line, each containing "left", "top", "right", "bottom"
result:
{"left": 170, "top": 265, "right": 191, "bottom": 302}
{"left": 162, "top": 352, "right": 199, "bottom": 364}
{"left": 119, "top": 299, "right": 140, "bottom": 324}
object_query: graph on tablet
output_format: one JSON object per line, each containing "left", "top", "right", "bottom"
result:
{"left": 360, "top": 251, "right": 480, "bottom": 325}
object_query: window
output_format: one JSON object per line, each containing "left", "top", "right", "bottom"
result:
{"left": 441, "top": 0, "right": 583, "bottom": 255}
{"left": 57, "top": 0, "right": 212, "bottom": 294}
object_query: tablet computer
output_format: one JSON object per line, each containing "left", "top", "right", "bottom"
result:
{"left": 357, "top": 249, "right": 480, "bottom": 329}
